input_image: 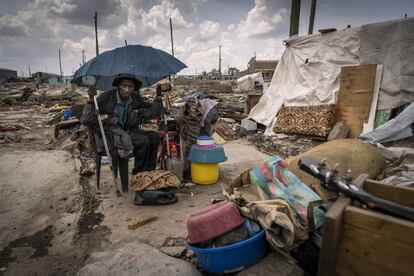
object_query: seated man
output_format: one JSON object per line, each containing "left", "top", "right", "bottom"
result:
{"left": 81, "top": 74, "right": 163, "bottom": 175}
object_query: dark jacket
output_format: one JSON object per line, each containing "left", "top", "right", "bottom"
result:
{"left": 81, "top": 89, "right": 163, "bottom": 133}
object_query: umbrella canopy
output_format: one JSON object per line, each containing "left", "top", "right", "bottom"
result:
{"left": 71, "top": 44, "right": 186, "bottom": 90}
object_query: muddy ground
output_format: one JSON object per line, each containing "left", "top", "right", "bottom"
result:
{"left": 0, "top": 105, "right": 271, "bottom": 275}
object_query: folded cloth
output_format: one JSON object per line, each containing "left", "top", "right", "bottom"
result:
{"left": 130, "top": 170, "right": 181, "bottom": 192}
{"left": 117, "top": 148, "right": 134, "bottom": 158}
{"left": 248, "top": 200, "right": 308, "bottom": 250}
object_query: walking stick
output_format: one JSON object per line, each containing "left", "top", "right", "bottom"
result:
{"left": 94, "top": 95, "right": 122, "bottom": 196}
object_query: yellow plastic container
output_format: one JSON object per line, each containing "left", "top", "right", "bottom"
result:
{"left": 191, "top": 162, "right": 219, "bottom": 185}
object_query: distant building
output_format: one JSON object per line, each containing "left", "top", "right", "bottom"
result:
{"left": 247, "top": 57, "right": 278, "bottom": 81}
{"left": 0, "top": 68, "right": 18, "bottom": 79}
{"left": 0, "top": 68, "right": 18, "bottom": 87}
{"left": 32, "top": 72, "right": 63, "bottom": 84}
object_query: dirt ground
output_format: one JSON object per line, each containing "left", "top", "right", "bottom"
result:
{"left": 0, "top": 106, "right": 270, "bottom": 275}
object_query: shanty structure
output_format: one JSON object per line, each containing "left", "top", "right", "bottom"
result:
{"left": 247, "top": 57, "right": 278, "bottom": 81}
{"left": 32, "top": 72, "right": 62, "bottom": 84}
{"left": 249, "top": 17, "right": 414, "bottom": 133}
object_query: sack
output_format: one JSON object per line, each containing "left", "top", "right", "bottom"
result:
{"left": 133, "top": 187, "right": 178, "bottom": 206}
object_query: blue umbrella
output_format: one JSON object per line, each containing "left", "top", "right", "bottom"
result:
{"left": 71, "top": 44, "right": 186, "bottom": 90}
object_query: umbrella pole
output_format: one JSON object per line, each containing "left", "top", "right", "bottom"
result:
{"left": 163, "top": 97, "right": 170, "bottom": 160}
{"left": 94, "top": 96, "right": 122, "bottom": 196}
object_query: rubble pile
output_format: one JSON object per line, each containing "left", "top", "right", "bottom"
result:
{"left": 246, "top": 133, "right": 322, "bottom": 158}
{"left": 1, "top": 80, "right": 87, "bottom": 107}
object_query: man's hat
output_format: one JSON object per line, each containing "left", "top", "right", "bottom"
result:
{"left": 112, "top": 74, "right": 142, "bottom": 90}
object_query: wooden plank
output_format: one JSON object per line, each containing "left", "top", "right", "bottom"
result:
{"left": 335, "top": 64, "right": 377, "bottom": 138}
{"left": 336, "top": 223, "right": 414, "bottom": 275}
{"left": 317, "top": 196, "right": 350, "bottom": 276}
{"left": 344, "top": 206, "right": 414, "bottom": 245}
{"left": 362, "top": 64, "right": 383, "bottom": 134}
{"left": 317, "top": 174, "right": 367, "bottom": 276}
{"left": 336, "top": 250, "right": 408, "bottom": 276}
{"left": 364, "top": 179, "right": 414, "bottom": 208}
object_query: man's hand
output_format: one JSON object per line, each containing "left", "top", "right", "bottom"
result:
{"left": 87, "top": 87, "right": 97, "bottom": 102}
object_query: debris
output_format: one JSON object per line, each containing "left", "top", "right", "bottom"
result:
{"left": 327, "top": 121, "right": 349, "bottom": 140}
{"left": 241, "top": 118, "right": 257, "bottom": 131}
{"left": 54, "top": 119, "right": 80, "bottom": 138}
{"left": 215, "top": 118, "right": 238, "bottom": 141}
{"left": 127, "top": 214, "right": 159, "bottom": 230}
{"left": 212, "top": 132, "right": 226, "bottom": 145}
{"left": 80, "top": 161, "right": 95, "bottom": 177}
{"left": 0, "top": 132, "right": 21, "bottom": 143}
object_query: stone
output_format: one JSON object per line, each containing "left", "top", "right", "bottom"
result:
{"left": 160, "top": 246, "right": 187, "bottom": 258}
{"left": 327, "top": 121, "right": 349, "bottom": 141}
{"left": 77, "top": 240, "right": 200, "bottom": 276}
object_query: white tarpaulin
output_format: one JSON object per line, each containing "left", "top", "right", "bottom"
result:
{"left": 250, "top": 18, "right": 414, "bottom": 127}
{"left": 236, "top": 72, "right": 264, "bottom": 91}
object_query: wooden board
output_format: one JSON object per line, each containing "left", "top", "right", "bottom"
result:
{"left": 335, "top": 206, "right": 414, "bottom": 276}
{"left": 317, "top": 175, "right": 367, "bottom": 276}
{"left": 247, "top": 94, "right": 262, "bottom": 113}
{"left": 364, "top": 179, "right": 414, "bottom": 208}
{"left": 362, "top": 64, "right": 383, "bottom": 134}
{"left": 335, "top": 65, "right": 377, "bottom": 138}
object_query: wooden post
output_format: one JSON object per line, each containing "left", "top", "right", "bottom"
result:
{"left": 94, "top": 11, "right": 99, "bottom": 56}
{"left": 28, "top": 65, "right": 31, "bottom": 77}
{"left": 82, "top": 50, "right": 85, "bottom": 64}
{"left": 169, "top": 18, "right": 174, "bottom": 56}
{"left": 308, "top": 0, "right": 317, "bottom": 34}
{"left": 59, "top": 49, "right": 63, "bottom": 77}
{"left": 125, "top": 40, "right": 128, "bottom": 46}
{"left": 289, "top": 0, "right": 301, "bottom": 37}
{"left": 219, "top": 45, "right": 222, "bottom": 80}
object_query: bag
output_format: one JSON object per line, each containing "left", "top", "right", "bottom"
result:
{"left": 133, "top": 187, "right": 178, "bottom": 206}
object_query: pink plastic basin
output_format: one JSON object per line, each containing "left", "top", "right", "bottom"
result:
{"left": 187, "top": 201, "right": 246, "bottom": 244}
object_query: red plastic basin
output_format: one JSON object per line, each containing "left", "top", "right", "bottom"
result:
{"left": 187, "top": 201, "right": 246, "bottom": 244}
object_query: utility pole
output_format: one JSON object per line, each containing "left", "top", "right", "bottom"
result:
{"left": 59, "top": 49, "right": 63, "bottom": 77}
{"left": 170, "top": 18, "right": 174, "bottom": 56}
{"left": 308, "top": 0, "right": 317, "bottom": 34}
{"left": 289, "top": 0, "right": 301, "bottom": 37}
{"left": 28, "top": 65, "right": 31, "bottom": 77}
{"left": 219, "top": 45, "right": 222, "bottom": 80}
{"left": 94, "top": 11, "right": 99, "bottom": 56}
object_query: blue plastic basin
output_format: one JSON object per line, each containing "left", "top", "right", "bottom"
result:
{"left": 188, "top": 229, "right": 266, "bottom": 273}
{"left": 188, "top": 144, "right": 227, "bottom": 164}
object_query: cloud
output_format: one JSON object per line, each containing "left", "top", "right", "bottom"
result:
{"left": 117, "top": 0, "right": 193, "bottom": 45}
{"left": 0, "top": 10, "right": 32, "bottom": 37}
{"left": 199, "top": 20, "right": 220, "bottom": 41}
{"left": 0, "top": 0, "right": 288, "bottom": 77}
{"left": 28, "top": 0, "right": 126, "bottom": 29}
{"left": 233, "top": 0, "right": 289, "bottom": 38}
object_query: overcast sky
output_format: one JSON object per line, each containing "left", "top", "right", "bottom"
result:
{"left": 1, "top": 0, "right": 413, "bottom": 76}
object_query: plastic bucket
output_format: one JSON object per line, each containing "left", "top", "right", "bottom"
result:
{"left": 191, "top": 162, "right": 219, "bottom": 185}
{"left": 188, "top": 229, "right": 266, "bottom": 273}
